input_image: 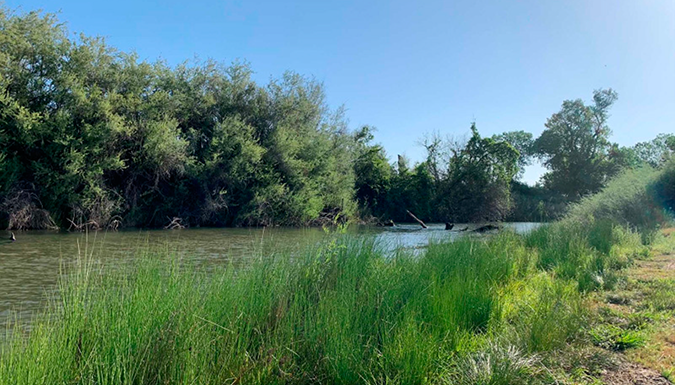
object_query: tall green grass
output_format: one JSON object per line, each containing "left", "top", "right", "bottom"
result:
{"left": 524, "top": 221, "right": 640, "bottom": 292}
{"left": 566, "top": 161, "right": 675, "bottom": 236}
{"left": 523, "top": 163, "right": 675, "bottom": 292}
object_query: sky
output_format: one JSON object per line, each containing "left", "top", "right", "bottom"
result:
{"left": 5, "top": 0, "right": 675, "bottom": 184}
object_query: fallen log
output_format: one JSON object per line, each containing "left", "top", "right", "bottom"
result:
{"left": 406, "top": 210, "right": 427, "bottom": 229}
{"left": 473, "top": 224, "right": 500, "bottom": 233}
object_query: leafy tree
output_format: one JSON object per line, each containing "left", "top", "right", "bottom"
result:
{"left": 0, "top": 6, "right": 359, "bottom": 229}
{"left": 439, "top": 124, "right": 519, "bottom": 222}
{"left": 492, "top": 131, "right": 534, "bottom": 179}
{"left": 420, "top": 133, "right": 447, "bottom": 185}
{"left": 533, "top": 89, "right": 619, "bottom": 199}
{"left": 353, "top": 126, "right": 392, "bottom": 216}
{"left": 626, "top": 134, "right": 675, "bottom": 168}
{"left": 2, "top": 6, "right": 671, "bottom": 229}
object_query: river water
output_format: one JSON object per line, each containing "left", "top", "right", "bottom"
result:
{"left": 0, "top": 223, "right": 540, "bottom": 328}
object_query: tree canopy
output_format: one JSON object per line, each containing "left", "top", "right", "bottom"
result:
{"left": 0, "top": 6, "right": 670, "bottom": 229}
{"left": 532, "top": 89, "right": 619, "bottom": 199}
{"left": 0, "top": 7, "right": 355, "bottom": 229}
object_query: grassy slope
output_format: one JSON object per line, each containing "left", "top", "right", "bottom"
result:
{"left": 1, "top": 163, "right": 673, "bottom": 385}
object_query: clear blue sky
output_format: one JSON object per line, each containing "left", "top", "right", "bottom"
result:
{"left": 6, "top": 0, "right": 675, "bottom": 184}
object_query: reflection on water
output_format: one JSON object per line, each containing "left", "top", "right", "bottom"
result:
{"left": 0, "top": 223, "right": 540, "bottom": 328}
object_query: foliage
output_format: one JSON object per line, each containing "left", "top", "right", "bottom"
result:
{"left": 589, "top": 324, "right": 644, "bottom": 351}
{"left": 623, "top": 134, "right": 675, "bottom": 168}
{"left": 506, "top": 182, "right": 567, "bottom": 222}
{"left": 439, "top": 124, "right": 519, "bottom": 222}
{"left": 0, "top": 6, "right": 672, "bottom": 228}
{"left": 491, "top": 130, "right": 534, "bottom": 180}
{"left": 651, "top": 159, "right": 675, "bottom": 216}
{"left": 360, "top": 124, "right": 520, "bottom": 223}
{"left": 565, "top": 165, "right": 670, "bottom": 234}
{"left": 533, "top": 89, "right": 620, "bottom": 199}
{"left": 0, "top": 7, "right": 356, "bottom": 228}
{"left": 353, "top": 126, "right": 392, "bottom": 216}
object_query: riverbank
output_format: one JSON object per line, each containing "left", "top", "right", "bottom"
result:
{"left": 0, "top": 222, "right": 541, "bottom": 330}
{"left": 1, "top": 166, "right": 673, "bottom": 384}
{"left": 0, "top": 220, "right": 654, "bottom": 384}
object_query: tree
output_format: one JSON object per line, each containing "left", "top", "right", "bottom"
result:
{"left": 627, "top": 134, "right": 675, "bottom": 168}
{"left": 533, "top": 89, "right": 618, "bottom": 199}
{"left": 439, "top": 123, "right": 519, "bottom": 222}
{"left": 491, "top": 131, "right": 534, "bottom": 180}
{"left": 353, "top": 126, "right": 392, "bottom": 216}
{"left": 0, "top": 6, "right": 361, "bottom": 229}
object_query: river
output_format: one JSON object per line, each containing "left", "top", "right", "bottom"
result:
{"left": 0, "top": 223, "right": 540, "bottom": 328}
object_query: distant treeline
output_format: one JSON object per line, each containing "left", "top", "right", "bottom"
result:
{"left": 1, "top": 7, "right": 673, "bottom": 229}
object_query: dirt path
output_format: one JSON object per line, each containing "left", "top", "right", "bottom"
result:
{"left": 603, "top": 362, "right": 671, "bottom": 385}
{"left": 600, "top": 228, "right": 675, "bottom": 384}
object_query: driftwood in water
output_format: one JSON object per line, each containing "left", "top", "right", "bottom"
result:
{"left": 2, "top": 189, "right": 58, "bottom": 230}
{"left": 67, "top": 218, "right": 101, "bottom": 232}
{"left": 473, "top": 224, "right": 500, "bottom": 233}
{"left": 406, "top": 210, "right": 427, "bottom": 229}
{"left": 165, "top": 217, "right": 185, "bottom": 230}
{"left": 445, "top": 223, "right": 454, "bottom": 230}
{"left": 107, "top": 215, "right": 123, "bottom": 231}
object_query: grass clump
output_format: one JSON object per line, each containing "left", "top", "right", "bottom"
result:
{"left": 589, "top": 325, "right": 645, "bottom": 351}
{"left": 443, "top": 342, "right": 540, "bottom": 385}
{"left": 500, "top": 274, "right": 586, "bottom": 352}
{"left": 525, "top": 221, "right": 639, "bottom": 292}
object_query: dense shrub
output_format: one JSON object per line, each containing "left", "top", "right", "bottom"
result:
{"left": 0, "top": 7, "right": 356, "bottom": 229}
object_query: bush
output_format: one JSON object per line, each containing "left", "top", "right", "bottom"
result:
{"left": 651, "top": 159, "right": 675, "bottom": 216}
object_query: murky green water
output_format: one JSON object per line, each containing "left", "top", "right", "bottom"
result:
{"left": 0, "top": 223, "right": 540, "bottom": 328}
